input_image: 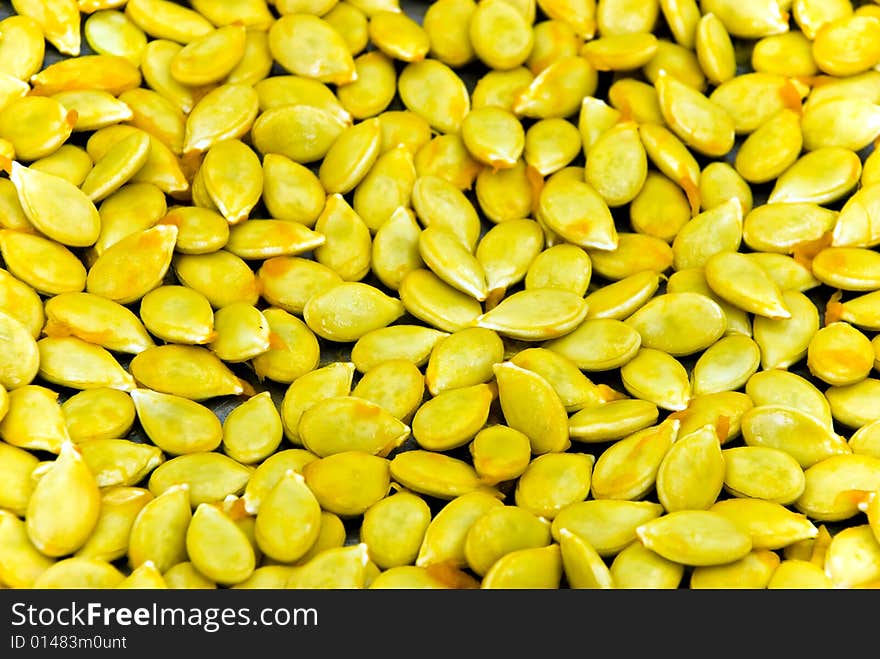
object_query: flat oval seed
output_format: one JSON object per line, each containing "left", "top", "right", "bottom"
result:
{"left": 0, "top": 510, "right": 54, "bottom": 588}
{"left": 812, "top": 247, "right": 880, "bottom": 291}
{"left": 299, "top": 396, "right": 409, "bottom": 457}
{"left": 398, "top": 59, "right": 470, "bottom": 135}
{"left": 286, "top": 544, "right": 372, "bottom": 589}
{"left": 61, "top": 388, "right": 135, "bottom": 444}
{"left": 0, "top": 385, "right": 70, "bottom": 454}
{"left": 158, "top": 206, "right": 229, "bottom": 255}
{"left": 824, "top": 525, "right": 880, "bottom": 588}
{"left": 621, "top": 348, "right": 691, "bottom": 411}
{"left": 552, "top": 500, "right": 665, "bottom": 557}
{"left": 609, "top": 540, "right": 684, "bottom": 589}
{"left": 280, "top": 362, "right": 355, "bottom": 444}
{"left": 258, "top": 256, "right": 341, "bottom": 315}
{"left": 825, "top": 378, "right": 880, "bottom": 429}
{"left": 538, "top": 171, "right": 617, "bottom": 251}
{"left": 475, "top": 288, "right": 588, "bottom": 341}
{"left": 711, "top": 498, "right": 819, "bottom": 551}
{"left": 705, "top": 250, "right": 790, "bottom": 319}
{"left": 469, "top": 0, "right": 534, "bottom": 70}
{"left": 590, "top": 418, "right": 680, "bottom": 501}
{"left": 473, "top": 158, "right": 536, "bottom": 225}
{"left": 544, "top": 317, "right": 642, "bottom": 371}
{"left": 261, "top": 154, "right": 325, "bottom": 228}
{"left": 525, "top": 243, "right": 592, "bottom": 297}
{"left": 807, "top": 322, "right": 874, "bottom": 386}
{"left": 637, "top": 510, "right": 752, "bottom": 566}
{"left": 253, "top": 470, "right": 321, "bottom": 563}
{"left": 0, "top": 15, "right": 45, "bottom": 81}
{"left": 268, "top": 14, "right": 355, "bottom": 85}
{"left": 127, "top": 485, "right": 192, "bottom": 573}
{"left": 494, "top": 361, "right": 571, "bottom": 455}
{"left": 129, "top": 344, "right": 244, "bottom": 400}
{"left": 302, "top": 451, "right": 390, "bottom": 517}
{"left": 769, "top": 147, "right": 861, "bottom": 205}
{"left": 51, "top": 89, "right": 132, "bottom": 133}
{"left": 477, "top": 218, "right": 545, "bottom": 298}
{"left": 131, "top": 389, "right": 222, "bottom": 455}
{"left": 699, "top": 161, "right": 753, "bottom": 215}
{"left": 0, "top": 440, "right": 39, "bottom": 516}
{"left": 319, "top": 117, "right": 382, "bottom": 195}
{"left": 30, "top": 54, "right": 142, "bottom": 96}
{"left": 77, "top": 439, "right": 163, "bottom": 488}
{"left": 752, "top": 290, "right": 820, "bottom": 370}
{"left": 0, "top": 310, "right": 39, "bottom": 390}
{"left": 513, "top": 55, "right": 599, "bottom": 119}
{"left": 304, "top": 282, "right": 405, "bottom": 343}
{"left": 723, "top": 446, "right": 806, "bottom": 505}
{"left": 625, "top": 292, "right": 725, "bottom": 356}
{"left": 414, "top": 133, "right": 482, "bottom": 191}
{"left": 92, "top": 182, "right": 166, "bottom": 256}
{"left": 473, "top": 66, "right": 535, "bottom": 113}
{"left": 709, "top": 72, "right": 804, "bottom": 135}
{"left": 656, "top": 70, "right": 735, "bottom": 157}
{"left": 588, "top": 232, "right": 673, "bottom": 282}
{"left": 524, "top": 117, "right": 582, "bottom": 176}
{"left": 186, "top": 504, "right": 255, "bottom": 587}
{"left": 44, "top": 291, "right": 154, "bottom": 354}
{"left": 851, "top": 420, "right": 880, "bottom": 459}
{"left": 692, "top": 335, "right": 761, "bottom": 396}
{"left": 746, "top": 370, "right": 833, "bottom": 430}
{"left": 569, "top": 399, "right": 660, "bottom": 443}
{"left": 148, "top": 453, "right": 252, "bottom": 508}
{"left": 208, "top": 303, "right": 270, "bottom": 363}
{"left": 690, "top": 549, "right": 781, "bottom": 589}
{"left": 361, "top": 491, "right": 432, "bottom": 569}
{"left": 742, "top": 405, "right": 851, "bottom": 469}
{"left": 399, "top": 269, "right": 484, "bottom": 334}
{"left": 32, "top": 558, "right": 125, "bottom": 589}
{"left": 138, "top": 285, "right": 214, "bottom": 345}
{"left": 252, "top": 308, "right": 321, "bottom": 385}
{"left": 169, "top": 24, "right": 246, "bottom": 87}
{"left": 0, "top": 96, "right": 75, "bottom": 162}
{"left": 511, "top": 347, "right": 605, "bottom": 412}
{"left": 415, "top": 491, "right": 502, "bottom": 568}
{"left": 226, "top": 218, "right": 324, "bottom": 261}
{"left": 796, "top": 454, "right": 880, "bottom": 522}
{"left": 390, "top": 450, "right": 494, "bottom": 500}
{"left": 469, "top": 424, "right": 532, "bottom": 485}
{"left": 79, "top": 130, "right": 151, "bottom": 203}
{"left": 351, "top": 325, "right": 447, "bottom": 373}
{"left": 671, "top": 199, "right": 743, "bottom": 271}
{"left": 639, "top": 120, "right": 701, "bottom": 214}
{"left": 351, "top": 359, "right": 425, "bottom": 422}
{"left": 832, "top": 183, "right": 880, "bottom": 249}
{"left": 695, "top": 12, "right": 736, "bottom": 86}
{"left": 412, "top": 384, "right": 494, "bottom": 452}
{"left": 86, "top": 224, "right": 177, "bottom": 305}
{"left": 657, "top": 423, "right": 725, "bottom": 512}
{"left": 26, "top": 442, "right": 100, "bottom": 557}
{"left": 411, "top": 175, "right": 481, "bottom": 251}
{"left": 482, "top": 544, "right": 563, "bottom": 589}
{"left": 743, "top": 202, "right": 837, "bottom": 254}
{"left": 370, "top": 207, "right": 422, "bottom": 290}
{"left": 464, "top": 506, "right": 551, "bottom": 577}
{"left": 251, "top": 105, "right": 346, "bottom": 165}
{"left": 337, "top": 51, "right": 396, "bottom": 120}
{"left": 516, "top": 452, "right": 594, "bottom": 520}
{"left": 420, "top": 227, "right": 488, "bottom": 301}
{"left": 424, "top": 328, "right": 503, "bottom": 396}
{"left": 584, "top": 122, "right": 647, "bottom": 207}
{"left": 183, "top": 84, "right": 259, "bottom": 155}
{"left": 37, "top": 336, "right": 136, "bottom": 391}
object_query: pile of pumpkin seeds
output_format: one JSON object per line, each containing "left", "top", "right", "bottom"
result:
{"left": 1, "top": 0, "right": 880, "bottom": 590}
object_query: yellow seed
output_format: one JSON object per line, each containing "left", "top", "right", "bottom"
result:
{"left": 636, "top": 510, "right": 752, "bottom": 566}
{"left": 149, "top": 453, "right": 252, "bottom": 508}
{"left": 812, "top": 246, "right": 880, "bottom": 291}
{"left": 832, "top": 183, "right": 880, "bottom": 249}
{"left": 807, "top": 322, "right": 874, "bottom": 386}
{"left": 620, "top": 348, "right": 691, "bottom": 411}
{"left": 692, "top": 335, "right": 761, "bottom": 396}
{"left": 287, "top": 543, "right": 372, "bottom": 589}
{"left": 626, "top": 292, "right": 726, "bottom": 356}
{"left": 638, "top": 121, "right": 701, "bottom": 213}
{"left": 254, "top": 470, "right": 322, "bottom": 563}
{"left": 690, "top": 549, "right": 781, "bottom": 589}
{"left": 63, "top": 388, "right": 137, "bottom": 449}
{"left": 552, "top": 499, "right": 664, "bottom": 557}
{"left": 711, "top": 498, "right": 819, "bottom": 551}
{"left": 162, "top": 562, "right": 216, "bottom": 589}
{"left": 268, "top": 13, "right": 355, "bottom": 85}
{"left": 674, "top": 391, "right": 754, "bottom": 443}
{"left": 568, "top": 398, "right": 660, "bottom": 443}
{"left": 463, "top": 505, "right": 551, "bottom": 577}
{"left": 0, "top": 309, "right": 39, "bottom": 390}
{"left": 398, "top": 59, "right": 470, "bottom": 135}
{"left": 361, "top": 490, "right": 432, "bottom": 569}
{"left": 629, "top": 172, "right": 691, "bottom": 243}
{"left": 129, "top": 344, "right": 244, "bottom": 400}
{"left": 746, "top": 369, "right": 833, "bottom": 430}
{"left": 644, "top": 38, "right": 706, "bottom": 91}
{"left": 609, "top": 540, "right": 684, "bottom": 589}
{"left": 851, "top": 420, "right": 880, "bottom": 459}
{"left": 742, "top": 405, "right": 851, "bottom": 469}
{"left": 303, "top": 451, "right": 391, "bottom": 516}
{"left": 723, "top": 446, "right": 805, "bottom": 505}
{"left": 0, "top": 15, "right": 45, "bottom": 81}
{"left": 75, "top": 487, "right": 153, "bottom": 563}
{"left": 131, "top": 388, "right": 222, "bottom": 455}
{"left": 84, "top": 9, "right": 148, "bottom": 66}
{"left": 825, "top": 377, "right": 880, "bottom": 429}
{"left": 0, "top": 384, "right": 70, "bottom": 454}
{"left": 657, "top": 423, "right": 725, "bottom": 512}
{"left": 77, "top": 439, "right": 163, "bottom": 488}
{"left": 752, "top": 290, "right": 820, "bottom": 370}
{"left": 514, "top": 55, "right": 598, "bottom": 119}
{"left": 127, "top": 484, "right": 192, "bottom": 573}
{"left": 582, "top": 32, "right": 658, "bottom": 71}
{"left": 353, "top": 145, "right": 417, "bottom": 232}
{"left": 412, "top": 384, "right": 494, "bottom": 452}
{"left": 391, "top": 449, "right": 496, "bottom": 500}
{"left": 299, "top": 395, "right": 410, "bottom": 457}
{"left": 26, "top": 442, "right": 100, "bottom": 557}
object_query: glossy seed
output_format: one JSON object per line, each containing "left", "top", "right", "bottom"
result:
{"left": 655, "top": 69, "right": 735, "bottom": 157}
{"left": 552, "top": 499, "right": 665, "bottom": 557}
{"left": 825, "top": 378, "right": 880, "bottom": 429}
{"left": 390, "top": 450, "right": 494, "bottom": 500}
{"left": 620, "top": 348, "right": 691, "bottom": 411}
{"left": 608, "top": 540, "right": 684, "bottom": 589}
{"left": 723, "top": 446, "right": 806, "bottom": 505}
{"left": 412, "top": 384, "right": 494, "bottom": 452}
{"left": 398, "top": 59, "right": 470, "bottom": 135}
{"left": 361, "top": 490, "right": 432, "bottom": 569}
{"left": 26, "top": 442, "right": 101, "bottom": 557}
{"left": 690, "top": 549, "right": 780, "bottom": 589}
{"left": 0, "top": 385, "right": 70, "bottom": 454}
{"left": 149, "top": 453, "right": 252, "bottom": 508}
{"left": 636, "top": 510, "right": 752, "bottom": 566}
{"left": 692, "top": 335, "right": 761, "bottom": 396}
{"left": 812, "top": 247, "right": 880, "bottom": 291}
{"left": 568, "top": 399, "right": 660, "bottom": 443}
{"left": 657, "top": 423, "right": 725, "bottom": 512}
{"left": 299, "top": 396, "right": 409, "bottom": 457}
{"left": 129, "top": 344, "right": 244, "bottom": 400}
{"left": 303, "top": 451, "right": 390, "bottom": 517}
{"left": 752, "top": 290, "right": 819, "bottom": 370}
{"left": 742, "top": 405, "right": 851, "bottom": 469}
{"left": 131, "top": 389, "right": 222, "bottom": 455}
{"left": 37, "top": 336, "right": 136, "bottom": 391}
{"left": 253, "top": 470, "right": 321, "bottom": 563}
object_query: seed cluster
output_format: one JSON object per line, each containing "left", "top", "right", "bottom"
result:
{"left": 1, "top": 0, "right": 880, "bottom": 590}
